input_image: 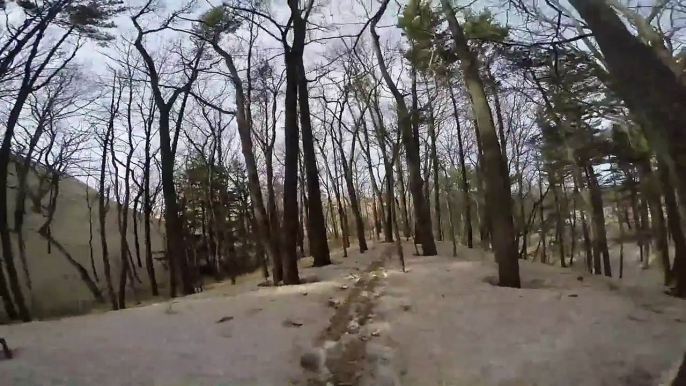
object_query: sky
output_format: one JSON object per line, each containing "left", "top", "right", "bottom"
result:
{"left": 5, "top": 0, "right": 682, "bottom": 191}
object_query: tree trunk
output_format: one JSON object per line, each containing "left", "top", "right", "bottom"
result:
{"left": 538, "top": 165, "right": 547, "bottom": 263}
{"left": 428, "top": 100, "right": 442, "bottom": 242}
{"left": 448, "top": 84, "right": 473, "bottom": 248}
{"left": 0, "top": 108, "right": 30, "bottom": 322}
{"left": 639, "top": 194, "right": 651, "bottom": 268}
{"left": 99, "top": 89, "right": 118, "bottom": 309}
{"left": 132, "top": 189, "right": 143, "bottom": 268}
{"left": 396, "top": 154, "right": 411, "bottom": 239}
{"left": 638, "top": 160, "right": 670, "bottom": 284}
{"left": 473, "top": 121, "right": 491, "bottom": 249}
{"left": 324, "top": 139, "right": 349, "bottom": 254}
{"left": 14, "top": 130, "right": 51, "bottom": 296}
{"left": 143, "top": 138, "right": 158, "bottom": 296}
{"left": 298, "top": 159, "right": 309, "bottom": 257}
{"left": 360, "top": 121, "right": 389, "bottom": 242}
{"left": 370, "top": 2, "right": 436, "bottom": 256}
{"left": 548, "top": 169, "right": 566, "bottom": 267}
{"left": 281, "top": 47, "right": 301, "bottom": 284}
{"left": 442, "top": 0, "right": 519, "bottom": 286}
{"left": 568, "top": 0, "right": 686, "bottom": 210}
{"left": 659, "top": 160, "right": 686, "bottom": 295}
{"left": 489, "top": 70, "right": 508, "bottom": 166}
{"left": 615, "top": 188, "right": 625, "bottom": 280}
{"left": 626, "top": 172, "right": 645, "bottom": 262}
{"left": 290, "top": 3, "right": 331, "bottom": 267}
{"left": 215, "top": 45, "right": 284, "bottom": 283}
{"left": 333, "top": 96, "right": 368, "bottom": 253}
{"left": 585, "top": 165, "right": 611, "bottom": 277}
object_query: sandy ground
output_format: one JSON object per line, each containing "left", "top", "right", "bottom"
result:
{"left": 2, "top": 241, "right": 686, "bottom": 386}
{"left": 0, "top": 245, "right": 381, "bottom": 386}
{"left": 374, "top": 243, "right": 686, "bottom": 386}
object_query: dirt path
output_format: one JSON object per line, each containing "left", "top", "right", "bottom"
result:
{"left": 301, "top": 249, "right": 389, "bottom": 386}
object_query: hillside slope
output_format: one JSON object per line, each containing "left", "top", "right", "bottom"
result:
{"left": 1, "top": 160, "right": 166, "bottom": 320}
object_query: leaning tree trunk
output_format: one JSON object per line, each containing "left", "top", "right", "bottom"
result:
{"left": 370, "top": 1, "right": 437, "bottom": 256}
{"left": 567, "top": 0, "right": 686, "bottom": 212}
{"left": 442, "top": 0, "right": 519, "bottom": 287}
{"left": 215, "top": 45, "right": 284, "bottom": 283}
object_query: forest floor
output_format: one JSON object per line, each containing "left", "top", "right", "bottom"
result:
{"left": 1, "top": 241, "right": 685, "bottom": 385}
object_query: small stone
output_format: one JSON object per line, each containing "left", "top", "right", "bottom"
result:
{"left": 340, "top": 285, "right": 349, "bottom": 290}
{"left": 216, "top": 316, "right": 234, "bottom": 323}
{"left": 577, "top": 276, "right": 584, "bottom": 282}
{"left": 299, "top": 351, "right": 321, "bottom": 372}
{"left": 302, "top": 292, "right": 308, "bottom": 296}
{"left": 371, "top": 329, "right": 381, "bottom": 337}
{"left": 401, "top": 304, "right": 412, "bottom": 312}
{"left": 327, "top": 298, "right": 340, "bottom": 308}
{"left": 282, "top": 319, "right": 304, "bottom": 327}
{"left": 568, "top": 294, "right": 578, "bottom": 298}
